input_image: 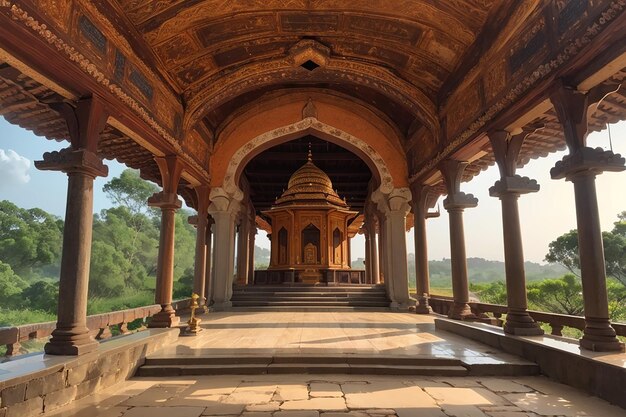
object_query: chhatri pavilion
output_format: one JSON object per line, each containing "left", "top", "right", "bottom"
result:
{"left": 260, "top": 147, "right": 359, "bottom": 285}
{"left": 0, "top": 1, "right": 625, "bottom": 416}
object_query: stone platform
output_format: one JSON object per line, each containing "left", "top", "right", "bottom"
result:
{"left": 3, "top": 311, "right": 625, "bottom": 416}
{"left": 48, "top": 372, "right": 626, "bottom": 417}
{"left": 138, "top": 311, "right": 537, "bottom": 378}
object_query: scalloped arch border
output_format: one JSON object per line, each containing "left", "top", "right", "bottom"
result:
{"left": 221, "top": 117, "right": 395, "bottom": 201}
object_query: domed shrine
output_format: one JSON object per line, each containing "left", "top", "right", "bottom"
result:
{"left": 259, "top": 148, "right": 359, "bottom": 284}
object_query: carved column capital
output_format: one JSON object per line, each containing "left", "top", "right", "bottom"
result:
{"left": 551, "top": 147, "right": 626, "bottom": 180}
{"left": 208, "top": 187, "right": 241, "bottom": 218}
{"left": 148, "top": 191, "right": 182, "bottom": 210}
{"left": 372, "top": 187, "right": 412, "bottom": 217}
{"left": 409, "top": 183, "right": 439, "bottom": 219}
{"left": 35, "top": 148, "right": 108, "bottom": 178}
{"left": 489, "top": 175, "right": 540, "bottom": 198}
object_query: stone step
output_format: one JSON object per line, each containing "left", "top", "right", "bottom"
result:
{"left": 136, "top": 363, "right": 470, "bottom": 376}
{"left": 232, "top": 292, "right": 387, "bottom": 298}
{"left": 137, "top": 353, "right": 538, "bottom": 377}
{"left": 137, "top": 355, "right": 470, "bottom": 377}
{"left": 230, "top": 300, "right": 391, "bottom": 307}
{"left": 144, "top": 355, "right": 461, "bottom": 367}
{"left": 231, "top": 284, "right": 389, "bottom": 308}
{"left": 228, "top": 305, "right": 390, "bottom": 313}
{"left": 232, "top": 285, "right": 385, "bottom": 293}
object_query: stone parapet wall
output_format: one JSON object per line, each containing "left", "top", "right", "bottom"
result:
{"left": 0, "top": 328, "right": 178, "bottom": 417}
{"left": 434, "top": 318, "right": 626, "bottom": 409}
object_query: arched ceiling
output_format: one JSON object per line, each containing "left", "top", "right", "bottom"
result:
{"left": 114, "top": 0, "right": 506, "bottom": 136}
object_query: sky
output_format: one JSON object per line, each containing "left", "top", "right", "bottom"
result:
{"left": 1, "top": 117, "right": 624, "bottom": 263}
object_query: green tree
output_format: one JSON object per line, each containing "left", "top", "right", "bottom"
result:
{"left": 0, "top": 261, "right": 27, "bottom": 302}
{"left": 0, "top": 200, "right": 63, "bottom": 278}
{"left": 544, "top": 230, "right": 580, "bottom": 276}
{"left": 545, "top": 212, "right": 626, "bottom": 287}
{"left": 470, "top": 281, "right": 507, "bottom": 305}
{"left": 88, "top": 241, "right": 127, "bottom": 297}
{"left": 103, "top": 169, "right": 158, "bottom": 216}
{"left": 173, "top": 210, "right": 197, "bottom": 281}
{"left": 21, "top": 280, "right": 58, "bottom": 313}
{"left": 527, "top": 274, "right": 584, "bottom": 316}
{"left": 604, "top": 212, "right": 626, "bottom": 286}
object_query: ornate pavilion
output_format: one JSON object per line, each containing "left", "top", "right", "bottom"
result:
{"left": 0, "top": 1, "right": 625, "bottom": 416}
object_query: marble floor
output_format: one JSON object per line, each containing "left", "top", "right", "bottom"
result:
{"left": 48, "top": 373, "right": 626, "bottom": 417}
{"left": 152, "top": 311, "right": 527, "bottom": 366}
{"left": 46, "top": 311, "right": 626, "bottom": 416}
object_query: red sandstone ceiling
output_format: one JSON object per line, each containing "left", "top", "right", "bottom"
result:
{"left": 112, "top": 0, "right": 505, "bottom": 134}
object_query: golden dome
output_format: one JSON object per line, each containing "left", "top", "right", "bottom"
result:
{"left": 273, "top": 150, "right": 348, "bottom": 208}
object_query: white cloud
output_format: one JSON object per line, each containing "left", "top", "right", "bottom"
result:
{"left": 0, "top": 149, "right": 31, "bottom": 190}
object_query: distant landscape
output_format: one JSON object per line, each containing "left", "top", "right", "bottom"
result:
{"left": 349, "top": 255, "right": 568, "bottom": 291}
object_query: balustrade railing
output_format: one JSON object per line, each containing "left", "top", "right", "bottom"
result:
{"left": 0, "top": 298, "right": 191, "bottom": 357}
{"left": 428, "top": 296, "right": 626, "bottom": 337}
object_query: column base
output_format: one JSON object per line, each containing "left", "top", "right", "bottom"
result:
{"left": 415, "top": 304, "right": 433, "bottom": 314}
{"left": 579, "top": 317, "right": 625, "bottom": 352}
{"left": 504, "top": 310, "right": 544, "bottom": 336}
{"left": 448, "top": 302, "right": 475, "bottom": 320}
{"left": 389, "top": 301, "right": 414, "bottom": 311}
{"left": 211, "top": 301, "right": 233, "bottom": 311}
{"left": 44, "top": 326, "right": 99, "bottom": 356}
{"left": 148, "top": 305, "right": 180, "bottom": 328}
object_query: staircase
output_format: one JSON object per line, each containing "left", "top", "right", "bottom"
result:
{"left": 136, "top": 354, "right": 539, "bottom": 377}
{"left": 137, "top": 355, "right": 469, "bottom": 377}
{"left": 229, "top": 285, "right": 389, "bottom": 310}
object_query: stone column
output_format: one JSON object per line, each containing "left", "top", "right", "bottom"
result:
{"left": 191, "top": 185, "right": 210, "bottom": 308}
{"left": 235, "top": 203, "right": 251, "bottom": 285}
{"left": 410, "top": 184, "right": 439, "bottom": 314}
{"left": 35, "top": 97, "right": 109, "bottom": 355}
{"left": 363, "top": 229, "right": 372, "bottom": 283}
{"left": 373, "top": 188, "right": 413, "bottom": 310}
{"left": 550, "top": 84, "right": 625, "bottom": 351}
{"left": 205, "top": 219, "right": 214, "bottom": 305}
{"left": 364, "top": 205, "right": 380, "bottom": 284}
{"left": 148, "top": 156, "right": 183, "bottom": 328}
{"left": 440, "top": 160, "right": 478, "bottom": 320}
{"left": 248, "top": 221, "right": 256, "bottom": 284}
{"left": 488, "top": 130, "right": 543, "bottom": 335}
{"left": 209, "top": 188, "right": 240, "bottom": 310}
{"left": 377, "top": 213, "right": 385, "bottom": 284}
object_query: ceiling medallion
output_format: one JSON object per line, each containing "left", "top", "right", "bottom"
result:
{"left": 288, "top": 39, "right": 330, "bottom": 71}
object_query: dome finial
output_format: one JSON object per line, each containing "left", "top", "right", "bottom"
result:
{"left": 307, "top": 142, "right": 313, "bottom": 162}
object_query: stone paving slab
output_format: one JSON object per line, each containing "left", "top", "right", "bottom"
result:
{"left": 44, "top": 374, "right": 626, "bottom": 417}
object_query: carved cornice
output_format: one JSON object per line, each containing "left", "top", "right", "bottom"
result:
{"left": 410, "top": 0, "right": 626, "bottom": 183}
{"left": 1, "top": 1, "right": 209, "bottom": 184}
